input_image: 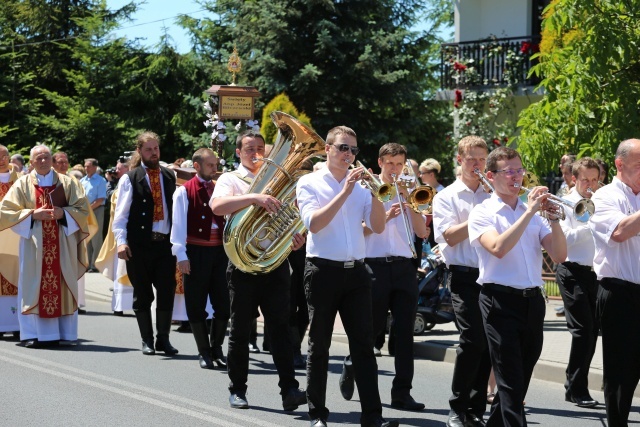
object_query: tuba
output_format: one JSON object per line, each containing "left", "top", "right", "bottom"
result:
{"left": 223, "top": 112, "right": 326, "bottom": 274}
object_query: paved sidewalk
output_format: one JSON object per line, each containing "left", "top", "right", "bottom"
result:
{"left": 82, "top": 272, "right": 633, "bottom": 398}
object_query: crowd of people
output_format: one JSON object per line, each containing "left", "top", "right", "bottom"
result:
{"left": 0, "top": 127, "right": 638, "bottom": 427}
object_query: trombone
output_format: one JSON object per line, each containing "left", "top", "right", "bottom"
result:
{"left": 392, "top": 172, "right": 417, "bottom": 259}
{"left": 515, "top": 172, "right": 595, "bottom": 223}
{"left": 351, "top": 160, "right": 396, "bottom": 202}
{"left": 397, "top": 161, "right": 436, "bottom": 215}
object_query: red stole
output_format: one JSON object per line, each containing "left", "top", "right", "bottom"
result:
{"left": 0, "top": 180, "right": 17, "bottom": 296}
{"left": 34, "top": 184, "right": 63, "bottom": 318}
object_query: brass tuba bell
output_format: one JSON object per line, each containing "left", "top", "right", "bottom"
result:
{"left": 223, "top": 112, "right": 326, "bottom": 274}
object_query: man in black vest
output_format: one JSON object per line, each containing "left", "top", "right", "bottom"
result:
{"left": 112, "top": 131, "right": 178, "bottom": 356}
{"left": 170, "top": 148, "right": 229, "bottom": 369}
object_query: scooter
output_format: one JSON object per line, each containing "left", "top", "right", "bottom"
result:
{"left": 414, "top": 245, "right": 456, "bottom": 334}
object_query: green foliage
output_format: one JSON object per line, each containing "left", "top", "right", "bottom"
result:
{"left": 516, "top": 0, "right": 640, "bottom": 176}
{"left": 186, "top": 0, "right": 453, "bottom": 168}
{"left": 260, "top": 93, "right": 312, "bottom": 145}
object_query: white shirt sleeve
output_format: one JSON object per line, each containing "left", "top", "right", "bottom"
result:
{"left": 211, "top": 173, "right": 237, "bottom": 199}
{"left": 433, "top": 192, "right": 455, "bottom": 244}
{"left": 170, "top": 186, "right": 189, "bottom": 262}
{"left": 112, "top": 174, "right": 133, "bottom": 246}
{"left": 297, "top": 177, "right": 320, "bottom": 231}
{"left": 468, "top": 204, "right": 494, "bottom": 247}
{"left": 590, "top": 191, "right": 627, "bottom": 248}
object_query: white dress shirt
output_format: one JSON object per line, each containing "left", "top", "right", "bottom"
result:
{"left": 297, "top": 167, "right": 373, "bottom": 261}
{"left": 433, "top": 178, "right": 490, "bottom": 268}
{"left": 170, "top": 176, "right": 218, "bottom": 262}
{"left": 365, "top": 192, "right": 419, "bottom": 258}
{"left": 589, "top": 177, "right": 640, "bottom": 283}
{"left": 210, "top": 164, "right": 253, "bottom": 200}
{"left": 468, "top": 194, "right": 551, "bottom": 289}
{"left": 0, "top": 172, "right": 10, "bottom": 183}
{"left": 559, "top": 189, "right": 595, "bottom": 266}
{"left": 11, "top": 170, "right": 78, "bottom": 238}
{"left": 112, "top": 163, "right": 171, "bottom": 246}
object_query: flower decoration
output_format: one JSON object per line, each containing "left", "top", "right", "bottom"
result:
{"left": 453, "top": 61, "right": 467, "bottom": 72}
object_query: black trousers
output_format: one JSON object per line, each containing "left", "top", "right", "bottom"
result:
{"left": 226, "top": 261, "right": 298, "bottom": 396}
{"left": 555, "top": 262, "right": 598, "bottom": 398}
{"left": 449, "top": 270, "right": 491, "bottom": 418}
{"left": 289, "top": 247, "right": 310, "bottom": 343}
{"left": 480, "top": 285, "right": 545, "bottom": 427}
{"left": 304, "top": 258, "right": 381, "bottom": 424}
{"left": 598, "top": 278, "right": 640, "bottom": 427}
{"left": 126, "top": 239, "right": 176, "bottom": 312}
{"left": 183, "top": 244, "right": 229, "bottom": 323}
{"left": 368, "top": 258, "right": 418, "bottom": 399}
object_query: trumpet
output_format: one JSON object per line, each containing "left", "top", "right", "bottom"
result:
{"left": 515, "top": 176, "right": 595, "bottom": 223}
{"left": 474, "top": 168, "right": 494, "bottom": 193}
{"left": 351, "top": 160, "right": 396, "bottom": 202}
{"left": 397, "top": 160, "right": 436, "bottom": 214}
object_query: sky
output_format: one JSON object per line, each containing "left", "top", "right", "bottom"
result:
{"left": 107, "top": 0, "right": 208, "bottom": 53}
{"left": 107, "top": 1, "right": 451, "bottom": 54}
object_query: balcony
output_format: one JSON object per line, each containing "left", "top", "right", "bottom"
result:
{"left": 440, "top": 36, "right": 542, "bottom": 91}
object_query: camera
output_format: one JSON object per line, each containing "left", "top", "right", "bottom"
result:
{"left": 117, "top": 151, "right": 133, "bottom": 164}
{"left": 106, "top": 167, "right": 116, "bottom": 175}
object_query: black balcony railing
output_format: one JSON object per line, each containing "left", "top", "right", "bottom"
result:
{"left": 440, "top": 35, "right": 542, "bottom": 90}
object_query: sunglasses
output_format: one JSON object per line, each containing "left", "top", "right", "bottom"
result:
{"left": 491, "top": 168, "right": 526, "bottom": 177}
{"left": 330, "top": 143, "right": 360, "bottom": 155}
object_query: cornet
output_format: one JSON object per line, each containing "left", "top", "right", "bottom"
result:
{"left": 350, "top": 160, "right": 396, "bottom": 202}
{"left": 515, "top": 173, "right": 595, "bottom": 223}
{"left": 474, "top": 168, "right": 494, "bottom": 194}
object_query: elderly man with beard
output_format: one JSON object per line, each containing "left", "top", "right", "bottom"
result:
{"left": 112, "top": 131, "right": 178, "bottom": 356}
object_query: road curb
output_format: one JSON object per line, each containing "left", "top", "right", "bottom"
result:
{"left": 332, "top": 333, "right": 640, "bottom": 399}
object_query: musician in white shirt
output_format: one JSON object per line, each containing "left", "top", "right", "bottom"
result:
{"left": 433, "top": 136, "right": 491, "bottom": 427}
{"left": 296, "top": 126, "right": 396, "bottom": 427}
{"left": 589, "top": 138, "right": 640, "bottom": 427}
{"left": 468, "top": 147, "right": 566, "bottom": 427}
{"left": 339, "top": 143, "right": 427, "bottom": 412}
{"left": 555, "top": 157, "right": 600, "bottom": 408}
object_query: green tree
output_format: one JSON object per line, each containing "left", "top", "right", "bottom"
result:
{"left": 182, "top": 0, "right": 452, "bottom": 168}
{"left": 516, "top": 0, "right": 640, "bottom": 175}
{"left": 260, "top": 93, "right": 312, "bottom": 144}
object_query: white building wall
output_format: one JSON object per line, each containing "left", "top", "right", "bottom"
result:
{"left": 455, "top": 0, "right": 532, "bottom": 42}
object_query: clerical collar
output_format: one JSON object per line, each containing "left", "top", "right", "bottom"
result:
{"left": 36, "top": 169, "right": 53, "bottom": 180}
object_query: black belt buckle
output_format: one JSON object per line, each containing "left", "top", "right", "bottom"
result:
{"left": 522, "top": 288, "right": 537, "bottom": 298}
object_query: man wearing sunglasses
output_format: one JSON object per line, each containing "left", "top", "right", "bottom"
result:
{"left": 297, "top": 127, "right": 397, "bottom": 427}
{"left": 468, "top": 147, "right": 567, "bottom": 427}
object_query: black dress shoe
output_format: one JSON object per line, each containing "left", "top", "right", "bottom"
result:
{"left": 248, "top": 341, "right": 261, "bottom": 353}
{"left": 566, "top": 392, "right": 598, "bottom": 408}
{"left": 465, "top": 413, "right": 486, "bottom": 427}
{"left": 229, "top": 393, "right": 249, "bottom": 409}
{"left": 176, "top": 321, "right": 191, "bottom": 333}
{"left": 339, "top": 356, "right": 354, "bottom": 400}
{"left": 141, "top": 340, "right": 155, "bottom": 355}
{"left": 113, "top": 311, "right": 124, "bottom": 316}
{"left": 211, "top": 347, "right": 227, "bottom": 369}
{"left": 77, "top": 308, "right": 87, "bottom": 315}
{"left": 361, "top": 416, "right": 399, "bottom": 427}
{"left": 447, "top": 411, "right": 466, "bottom": 427}
{"left": 24, "top": 339, "right": 40, "bottom": 349}
{"left": 199, "top": 353, "right": 215, "bottom": 369}
{"left": 155, "top": 337, "right": 179, "bottom": 355}
{"left": 282, "top": 387, "right": 307, "bottom": 411}
{"left": 390, "top": 394, "right": 425, "bottom": 411}
{"left": 311, "top": 419, "right": 327, "bottom": 427}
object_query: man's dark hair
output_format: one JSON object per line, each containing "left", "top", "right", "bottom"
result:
{"left": 487, "top": 147, "right": 521, "bottom": 172}
{"left": 378, "top": 142, "right": 407, "bottom": 160}
{"left": 236, "top": 130, "right": 265, "bottom": 150}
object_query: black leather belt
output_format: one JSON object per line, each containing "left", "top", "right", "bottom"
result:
{"left": 483, "top": 282, "right": 541, "bottom": 298}
{"left": 562, "top": 261, "right": 593, "bottom": 272}
{"left": 365, "top": 256, "right": 410, "bottom": 264}
{"left": 449, "top": 264, "right": 480, "bottom": 274}
{"left": 150, "top": 232, "right": 168, "bottom": 242}
{"left": 602, "top": 277, "right": 639, "bottom": 288}
{"left": 309, "top": 257, "right": 364, "bottom": 269}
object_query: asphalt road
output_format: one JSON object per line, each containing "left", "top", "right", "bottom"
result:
{"left": 1, "top": 297, "right": 638, "bottom": 427}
